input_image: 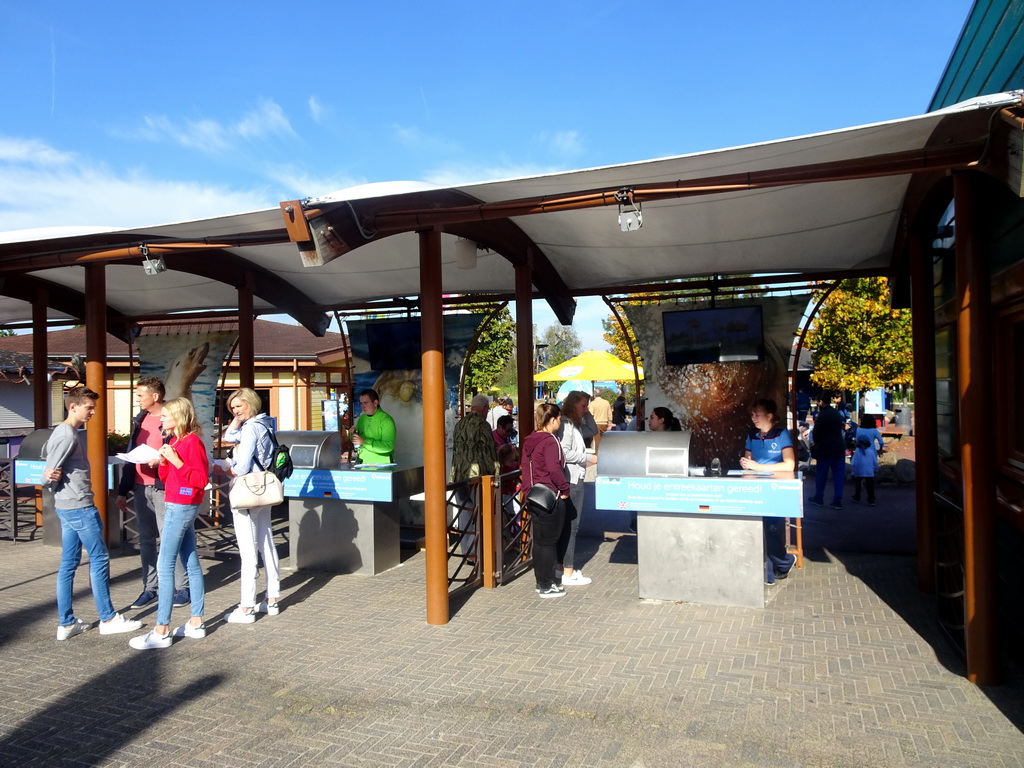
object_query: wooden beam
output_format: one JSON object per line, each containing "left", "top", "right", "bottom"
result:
{"left": 419, "top": 228, "right": 449, "bottom": 625}
{"left": 953, "top": 171, "right": 999, "bottom": 686}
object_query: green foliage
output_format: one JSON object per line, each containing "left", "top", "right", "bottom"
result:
{"left": 465, "top": 308, "right": 516, "bottom": 393}
{"left": 0, "top": 329, "right": 12, "bottom": 337}
{"left": 805, "top": 277, "right": 913, "bottom": 392}
{"left": 540, "top": 323, "right": 582, "bottom": 368}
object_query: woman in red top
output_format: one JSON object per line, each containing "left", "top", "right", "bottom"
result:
{"left": 520, "top": 402, "right": 570, "bottom": 598}
{"left": 129, "top": 397, "right": 209, "bottom": 650}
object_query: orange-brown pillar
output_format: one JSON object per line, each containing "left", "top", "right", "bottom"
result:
{"left": 420, "top": 228, "right": 449, "bottom": 624}
{"left": 515, "top": 262, "right": 535, "bottom": 438}
{"left": 238, "top": 273, "right": 255, "bottom": 391}
{"left": 84, "top": 264, "right": 110, "bottom": 538}
{"left": 953, "top": 171, "right": 998, "bottom": 686}
{"left": 33, "top": 288, "right": 50, "bottom": 429}
{"left": 909, "top": 231, "right": 937, "bottom": 594}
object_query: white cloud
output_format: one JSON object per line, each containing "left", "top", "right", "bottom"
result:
{"left": 236, "top": 99, "right": 295, "bottom": 140}
{"left": 544, "top": 130, "right": 584, "bottom": 159}
{"left": 0, "top": 136, "right": 276, "bottom": 232}
{"left": 0, "top": 137, "right": 75, "bottom": 166}
{"left": 308, "top": 96, "right": 328, "bottom": 123}
{"left": 130, "top": 99, "right": 295, "bottom": 155}
{"left": 393, "top": 124, "right": 461, "bottom": 154}
{"left": 264, "top": 163, "right": 366, "bottom": 200}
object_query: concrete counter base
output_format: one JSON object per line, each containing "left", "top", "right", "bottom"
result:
{"left": 288, "top": 498, "right": 400, "bottom": 576}
{"left": 638, "top": 512, "right": 764, "bottom": 608}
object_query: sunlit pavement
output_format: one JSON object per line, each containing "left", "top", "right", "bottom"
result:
{"left": 1, "top": 483, "right": 1022, "bottom": 767}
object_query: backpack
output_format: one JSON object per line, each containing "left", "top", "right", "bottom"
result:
{"left": 253, "top": 422, "right": 294, "bottom": 481}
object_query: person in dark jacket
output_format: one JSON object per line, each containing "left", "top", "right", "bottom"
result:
{"left": 808, "top": 392, "right": 847, "bottom": 509}
{"left": 520, "top": 402, "right": 570, "bottom": 598}
{"left": 115, "top": 377, "right": 189, "bottom": 609}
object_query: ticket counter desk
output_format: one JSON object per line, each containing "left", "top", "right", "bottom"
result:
{"left": 277, "top": 431, "right": 423, "bottom": 576}
{"left": 595, "top": 432, "right": 801, "bottom": 609}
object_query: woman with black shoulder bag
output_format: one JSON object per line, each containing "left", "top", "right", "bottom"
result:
{"left": 520, "top": 402, "right": 570, "bottom": 599}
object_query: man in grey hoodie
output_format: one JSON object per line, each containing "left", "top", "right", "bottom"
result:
{"left": 44, "top": 387, "right": 142, "bottom": 640}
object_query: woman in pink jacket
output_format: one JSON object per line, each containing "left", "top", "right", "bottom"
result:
{"left": 129, "top": 397, "right": 209, "bottom": 649}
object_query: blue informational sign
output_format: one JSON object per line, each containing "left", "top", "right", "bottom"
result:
{"left": 15, "top": 459, "right": 114, "bottom": 486}
{"left": 282, "top": 468, "right": 395, "bottom": 502}
{"left": 595, "top": 475, "right": 802, "bottom": 518}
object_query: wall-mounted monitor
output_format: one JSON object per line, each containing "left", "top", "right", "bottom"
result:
{"left": 662, "top": 305, "right": 764, "bottom": 365}
{"left": 365, "top": 319, "right": 422, "bottom": 370}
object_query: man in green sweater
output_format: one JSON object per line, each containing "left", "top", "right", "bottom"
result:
{"left": 352, "top": 388, "right": 396, "bottom": 465}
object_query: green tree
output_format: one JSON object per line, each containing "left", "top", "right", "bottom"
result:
{"left": 601, "top": 310, "right": 642, "bottom": 367}
{"left": 540, "top": 324, "right": 581, "bottom": 368}
{"left": 465, "top": 308, "right": 516, "bottom": 393}
{"left": 805, "top": 277, "right": 913, "bottom": 392}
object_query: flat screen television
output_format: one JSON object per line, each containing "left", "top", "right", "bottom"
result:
{"left": 662, "top": 305, "right": 764, "bottom": 365}
{"left": 365, "top": 319, "right": 422, "bottom": 370}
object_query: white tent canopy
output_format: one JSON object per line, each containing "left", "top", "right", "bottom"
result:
{"left": 0, "top": 92, "right": 1019, "bottom": 330}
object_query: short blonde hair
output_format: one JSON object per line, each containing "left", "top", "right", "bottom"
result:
{"left": 227, "top": 387, "right": 262, "bottom": 419}
{"left": 163, "top": 397, "right": 202, "bottom": 439}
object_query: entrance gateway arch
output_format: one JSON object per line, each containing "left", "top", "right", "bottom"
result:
{"left": 2, "top": 91, "right": 1022, "bottom": 684}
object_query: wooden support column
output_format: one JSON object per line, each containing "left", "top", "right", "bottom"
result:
{"left": 953, "top": 172, "right": 998, "bottom": 686}
{"left": 32, "top": 289, "right": 50, "bottom": 429}
{"left": 419, "top": 228, "right": 449, "bottom": 625}
{"left": 238, "top": 273, "right": 256, "bottom": 390}
{"left": 84, "top": 265, "right": 110, "bottom": 538}
{"left": 515, "top": 262, "right": 535, "bottom": 438}
{"left": 909, "top": 232, "right": 937, "bottom": 594}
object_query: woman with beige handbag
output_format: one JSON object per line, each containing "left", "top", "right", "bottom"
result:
{"left": 220, "top": 387, "right": 282, "bottom": 623}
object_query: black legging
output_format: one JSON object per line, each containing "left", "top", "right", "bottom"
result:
{"left": 530, "top": 497, "right": 566, "bottom": 590}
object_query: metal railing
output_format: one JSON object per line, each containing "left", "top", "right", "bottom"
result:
{"left": 447, "top": 470, "right": 532, "bottom": 596}
{"left": 0, "top": 458, "right": 16, "bottom": 541}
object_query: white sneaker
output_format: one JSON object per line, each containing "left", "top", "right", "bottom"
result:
{"left": 128, "top": 629, "right": 172, "bottom": 650}
{"left": 99, "top": 612, "right": 143, "bottom": 635}
{"left": 225, "top": 606, "right": 256, "bottom": 624}
{"left": 171, "top": 622, "right": 207, "bottom": 639}
{"left": 57, "top": 619, "right": 90, "bottom": 641}
{"left": 562, "top": 571, "right": 592, "bottom": 586}
{"left": 257, "top": 601, "right": 280, "bottom": 616}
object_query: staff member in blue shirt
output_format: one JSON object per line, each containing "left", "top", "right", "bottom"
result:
{"left": 740, "top": 398, "right": 797, "bottom": 584}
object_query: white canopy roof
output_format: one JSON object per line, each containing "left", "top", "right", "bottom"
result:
{"left": 1, "top": 92, "right": 1019, "bottom": 333}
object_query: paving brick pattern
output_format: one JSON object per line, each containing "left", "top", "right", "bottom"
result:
{"left": 1, "top": 502, "right": 1022, "bottom": 766}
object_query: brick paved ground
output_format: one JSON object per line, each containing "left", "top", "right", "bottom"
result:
{"left": 1, "top": 481, "right": 1022, "bottom": 767}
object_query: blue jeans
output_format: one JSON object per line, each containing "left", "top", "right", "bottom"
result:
{"left": 156, "top": 502, "right": 205, "bottom": 626}
{"left": 56, "top": 506, "right": 116, "bottom": 625}
{"left": 812, "top": 452, "right": 846, "bottom": 504}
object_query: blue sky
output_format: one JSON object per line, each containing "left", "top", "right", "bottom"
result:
{"left": 1, "top": 1, "right": 974, "bottom": 348}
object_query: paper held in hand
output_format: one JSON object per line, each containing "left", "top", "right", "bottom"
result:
{"left": 116, "top": 444, "right": 161, "bottom": 464}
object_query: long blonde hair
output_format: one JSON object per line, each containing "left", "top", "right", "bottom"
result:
{"left": 163, "top": 397, "right": 202, "bottom": 439}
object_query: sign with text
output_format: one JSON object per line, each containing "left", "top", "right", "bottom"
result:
{"left": 15, "top": 459, "right": 114, "bottom": 486}
{"left": 595, "top": 475, "right": 802, "bottom": 518}
{"left": 282, "top": 468, "right": 395, "bottom": 502}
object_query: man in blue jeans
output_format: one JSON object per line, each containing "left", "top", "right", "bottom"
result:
{"left": 44, "top": 387, "right": 143, "bottom": 640}
{"left": 808, "top": 392, "right": 847, "bottom": 510}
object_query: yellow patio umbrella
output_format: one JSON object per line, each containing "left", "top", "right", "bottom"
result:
{"left": 534, "top": 350, "right": 643, "bottom": 382}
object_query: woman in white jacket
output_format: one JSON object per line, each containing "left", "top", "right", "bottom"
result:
{"left": 221, "top": 387, "right": 281, "bottom": 623}
{"left": 556, "top": 391, "right": 597, "bottom": 586}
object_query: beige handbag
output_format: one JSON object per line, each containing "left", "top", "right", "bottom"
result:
{"left": 229, "top": 470, "right": 284, "bottom": 510}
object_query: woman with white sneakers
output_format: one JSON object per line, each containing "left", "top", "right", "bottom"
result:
{"left": 221, "top": 387, "right": 281, "bottom": 623}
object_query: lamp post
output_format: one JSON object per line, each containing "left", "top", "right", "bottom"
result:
{"left": 534, "top": 343, "right": 549, "bottom": 401}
